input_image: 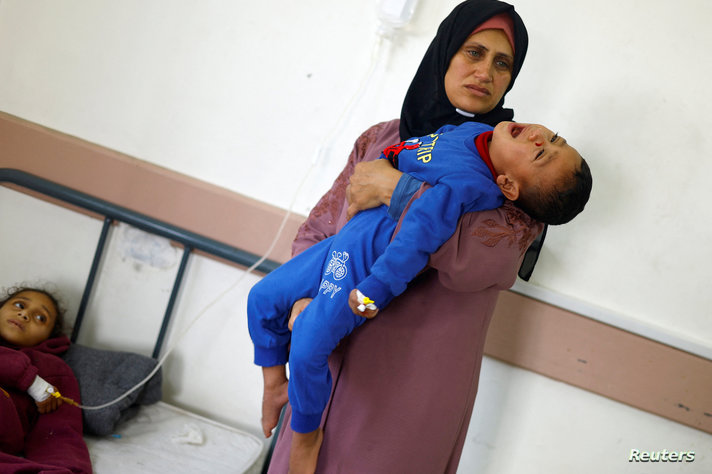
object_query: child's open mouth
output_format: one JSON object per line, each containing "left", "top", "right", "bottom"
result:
{"left": 510, "top": 123, "right": 526, "bottom": 138}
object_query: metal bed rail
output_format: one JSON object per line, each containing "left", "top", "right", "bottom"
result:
{"left": 0, "top": 168, "right": 279, "bottom": 358}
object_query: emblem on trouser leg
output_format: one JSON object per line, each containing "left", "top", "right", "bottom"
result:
{"left": 324, "top": 251, "right": 349, "bottom": 281}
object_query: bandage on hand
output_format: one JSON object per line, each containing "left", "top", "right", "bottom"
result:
{"left": 356, "top": 290, "right": 377, "bottom": 312}
{"left": 350, "top": 289, "right": 379, "bottom": 319}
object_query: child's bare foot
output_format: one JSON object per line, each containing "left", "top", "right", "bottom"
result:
{"left": 262, "top": 366, "right": 289, "bottom": 438}
{"left": 289, "top": 428, "right": 323, "bottom": 474}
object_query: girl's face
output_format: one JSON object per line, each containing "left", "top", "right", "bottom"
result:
{"left": 0, "top": 291, "right": 57, "bottom": 347}
{"left": 444, "top": 29, "right": 514, "bottom": 115}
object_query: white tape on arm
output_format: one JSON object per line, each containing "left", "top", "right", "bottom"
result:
{"left": 27, "top": 375, "right": 53, "bottom": 402}
{"left": 356, "top": 289, "right": 378, "bottom": 312}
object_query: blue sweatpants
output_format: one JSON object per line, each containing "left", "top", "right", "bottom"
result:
{"left": 247, "top": 206, "right": 397, "bottom": 433}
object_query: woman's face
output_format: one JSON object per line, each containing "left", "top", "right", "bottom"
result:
{"left": 444, "top": 29, "right": 514, "bottom": 115}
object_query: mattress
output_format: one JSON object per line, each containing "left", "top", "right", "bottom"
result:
{"left": 84, "top": 402, "right": 265, "bottom": 473}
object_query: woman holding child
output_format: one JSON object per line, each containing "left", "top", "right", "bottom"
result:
{"left": 266, "top": 1, "right": 544, "bottom": 472}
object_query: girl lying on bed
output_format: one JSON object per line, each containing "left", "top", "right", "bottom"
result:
{"left": 0, "top": 286, "right": 92, "bottom": 474}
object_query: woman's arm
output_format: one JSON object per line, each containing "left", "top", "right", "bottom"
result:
{"left": 345, "top": 159, "right": 402, "bottom": 219}
{"left": 430, "top": 201, "right": 544, "bottom": 292}
{"left": 346, "top": 158, "right": 429, "bottom": 222}
{"left": 293, "top": 121, "right": 398, "bottom": 256}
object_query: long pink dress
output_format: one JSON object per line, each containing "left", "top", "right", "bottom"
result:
{"left": 267, "top": 119, "right": 543, "bottom": 473}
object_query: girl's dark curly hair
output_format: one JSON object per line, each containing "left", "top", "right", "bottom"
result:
{"left": 0, "top": 286, "right": 66, "bottom": 338}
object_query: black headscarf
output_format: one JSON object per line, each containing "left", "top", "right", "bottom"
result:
{"left": 399, "top": 0, "right": 529, "bottom": 140}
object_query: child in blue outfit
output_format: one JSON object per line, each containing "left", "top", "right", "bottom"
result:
{"left": 248, "top": 120, "right": 591, "bottom": 440}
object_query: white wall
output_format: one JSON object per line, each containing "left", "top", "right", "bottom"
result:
{"left": 508, "top": 0, "right": 712, "bottom": 359}
{"left": 461, "top": 357, "right": 710, "bottom": 473}
{"left": 1, "top": 0, "right": 710, "bottom": 471}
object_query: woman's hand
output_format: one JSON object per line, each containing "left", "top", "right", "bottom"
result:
{"left": 288, "top": 298, "right": 312, "bottom": 331}
{"left": 346, "top": 160, "right": 403, "bottom": 220}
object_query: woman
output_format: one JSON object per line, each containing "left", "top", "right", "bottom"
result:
{"left": 267, "top": 1, "right": 543, "bottom": 472}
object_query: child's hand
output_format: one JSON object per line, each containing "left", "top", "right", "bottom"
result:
{"left": 36, "top": 387, "right": 63, "bottom": 414}
{"left": 349, "top": 289, "right": 379, "bottom": 319}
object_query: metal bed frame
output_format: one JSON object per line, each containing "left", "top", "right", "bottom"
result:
{"left": 1, "top": 167, "right": 283, "bottom": 471}
{"left": 0, "top": 168, "right": 279, "bottom": 357}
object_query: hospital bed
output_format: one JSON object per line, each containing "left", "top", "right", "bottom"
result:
{"left": 0, "top": 168, "right": 277, "bottom": 474}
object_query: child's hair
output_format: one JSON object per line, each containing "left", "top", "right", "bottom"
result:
{"left": 0, "top": 285, "right": 66, "bottom": 338}
{"left": 515, "top": 156, "right": 593, "bottom": 225}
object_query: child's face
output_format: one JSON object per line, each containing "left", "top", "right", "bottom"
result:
{"left": 0, "top": 291, "right": 57, "bottom": 347}
{"left": 489, "top": 122, "right": 582, "bottom": 199}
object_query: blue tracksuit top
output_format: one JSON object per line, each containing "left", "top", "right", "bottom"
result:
{"left": 356, "top": 121, "right": 504, "bottom": 306}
